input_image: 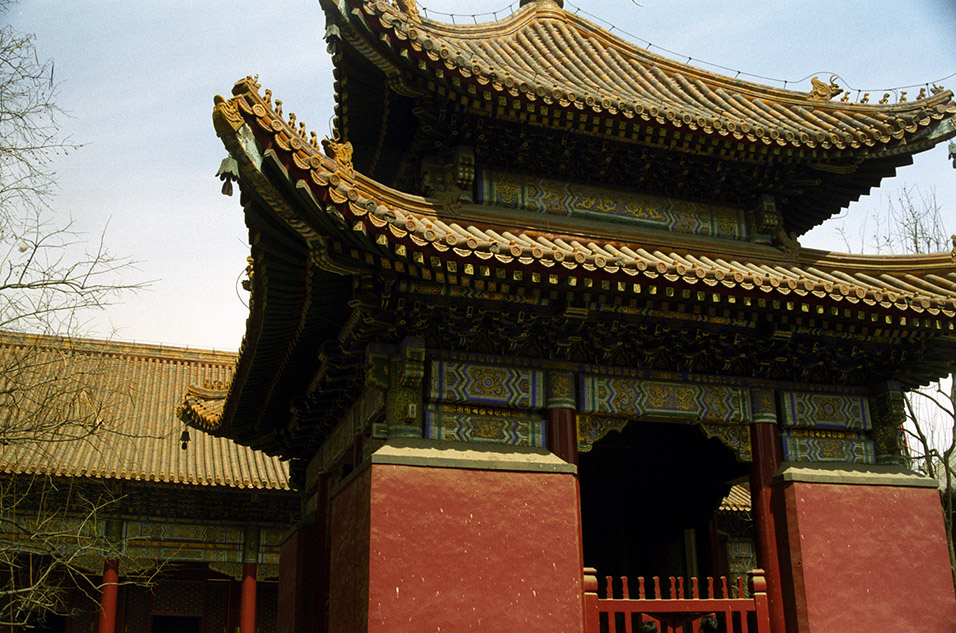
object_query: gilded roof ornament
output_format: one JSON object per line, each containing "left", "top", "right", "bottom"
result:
{"left": 520, "top": 0, "right": 565, "bottom": 7}
{"left": 807, "top": 76, "right": 842, "bottom": 102}
{"left": 322, "top": 135, "right": 355, "bottom": 179}
{"left": 394, "top": 0, "right": 419, "bottom": 21}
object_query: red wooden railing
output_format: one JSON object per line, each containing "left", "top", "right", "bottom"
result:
{"left": 583, "top": 567, "right": 771, "bottom": 633}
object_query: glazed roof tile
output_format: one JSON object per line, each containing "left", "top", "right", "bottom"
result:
{"left": 214, "top": 79, "right": 956, "bottom": 322}
{"left": 719, "top": 485, "right": 751, "bottom": 514}
{"left": 341, "top": 0, "right": 955, "bottom": 153}
{"left": 0, "top": 333, "right": 290, "bottom": 490}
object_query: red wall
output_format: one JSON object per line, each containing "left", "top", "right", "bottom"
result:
{"left": 329, "top": 469, "right": 372, "bottom": 633}
{"left": 781, "top": 481, "right": 956, "bottom": 632}
{"left": 330, "top": 463, "right": 585, "bottom": 633}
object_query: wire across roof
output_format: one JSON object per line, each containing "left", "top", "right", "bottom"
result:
{"left": 345, "top": 0, "right": 955, "bottom": 153}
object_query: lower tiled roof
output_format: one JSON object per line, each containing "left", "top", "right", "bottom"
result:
{"left": 719, "top": 485, "right": 751, "bottom": 514}
{"left": 0, "top": 332, "right": 290, "bottom": 490}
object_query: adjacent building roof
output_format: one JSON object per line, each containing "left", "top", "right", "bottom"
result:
{"left": 719, "top": 484, "right": 751, "bottom": 514}
{"left": 0, "top": 332, "right": 290, "bottom": 491}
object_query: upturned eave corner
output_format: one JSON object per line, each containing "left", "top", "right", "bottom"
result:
{"left": 177, "top": 385, "right": 228, "bottom": 435}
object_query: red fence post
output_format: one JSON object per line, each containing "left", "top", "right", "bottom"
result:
{"left": 748, "top": 569, "right": 772, "bottom": 633}
{"left": 583, "top": 567, "right": 600, "bottom": 633}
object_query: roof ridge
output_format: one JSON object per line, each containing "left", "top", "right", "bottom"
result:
{"left": 0, "top": 331, "right": 238, "bottom": 365}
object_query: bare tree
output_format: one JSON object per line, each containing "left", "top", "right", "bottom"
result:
{"left": 905, "top": 379, "right": 956, "bottom": 586}
{"left": 872, "top": 184, "right": 956, "bottom": 587}
{"left": 0, "top": 3, "right": 144, "bottom": 627}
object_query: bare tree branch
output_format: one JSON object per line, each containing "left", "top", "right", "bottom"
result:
{"left": 877, "top": 183, "right": 956, "bottom": 589}
{"left": 0, "top": 2, "right": 148, "bottom": 626}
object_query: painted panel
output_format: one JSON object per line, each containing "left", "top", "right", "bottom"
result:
{"left": 778, "top": 391, "right": 871, "bottom": 430}
{"left": 477, "top": 169, "right": 747, "bottom": 240}
{"left": 727, "top": 538, "right": 757, "bottom": 586}
{"left": 577, "top": 414, "right": 752, "bottom": 461}
{"left": 428, "top": 360, "right": 545, "bottom": 409}
{"left": 577, "top": 414, "right": 629, "bottom": 452}
{"left": 580, "top": 375, "right": 750, "bottom": 423}
{"left": 424, "top": 403, "right": 545, "bottom": 447}
{"left": 121, "top": 521, "right": 283, "bottom": 566}
{"left": 780, "top": 430, "right": 875, "bottom": 464}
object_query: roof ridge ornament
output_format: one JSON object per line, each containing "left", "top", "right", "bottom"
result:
{"left": 807, "top": 75, "right": 842, "bottom": 102}
{"left": 322, "top": 134, "right": 355, "bottom": 180}
{"left": 394, "top": 0, "right": 419, "bottom": 21}
{"left": 520, "top": 0, "right": 565, "bottom": 7}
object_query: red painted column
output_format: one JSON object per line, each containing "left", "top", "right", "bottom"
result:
{"left": 547, "top": 408, "right": 578, "bottom": 466}
{"left": 97, "top": 558, "right": 119, "bottom": 633}
{"left": 546, "top": 371, "right": 578, "bottom": 466}
{"left": 749, "top": 388, "right": 786, "bottom": 633}
{"left": 240, "top": 562, "right": 257, "bottom": 633}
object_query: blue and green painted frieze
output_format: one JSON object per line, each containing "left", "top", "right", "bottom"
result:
{"left": 777, "top": 390, "right": 871, "bottom": 431}
{"left": 780, "top": 428, "right": 875, "bottom": 464}
{"left": 580, "top": 375, "right": 751, "bottom": 424}
{"left": 477, "top": 169, "right": 748, "bottom": 240}
{"left": 424, "top": 403, "right": 546, "bottom": 447}
{"left": 428, "top": 360, "right": 545, "bottom": 409}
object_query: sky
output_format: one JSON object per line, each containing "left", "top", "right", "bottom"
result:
{"left": 6, "top": 0, "right": 955, "bottom": 351}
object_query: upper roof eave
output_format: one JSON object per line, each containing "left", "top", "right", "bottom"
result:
{"left": 325, "top": 0, "right": 956, "bottom": 155}
{"left": 213, "top": 78, "right": 956, "bottom": 325}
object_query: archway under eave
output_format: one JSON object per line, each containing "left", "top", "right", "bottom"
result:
{"left": 578, "top": 419, "right": 750, "bottom": 583}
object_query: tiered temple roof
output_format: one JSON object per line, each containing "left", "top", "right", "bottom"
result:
{"left": 184, "top": 1, "right": 956, "bottom": 460}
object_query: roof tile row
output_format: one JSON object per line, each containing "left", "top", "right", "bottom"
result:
{"left": 218, "top": 79, "right": 956, "bottom": 322}
{"left": 352, "top": 0, "right": 955, "bottom": 152}
{"left": 0, "top": 333, "right": 290, "bottom": 490}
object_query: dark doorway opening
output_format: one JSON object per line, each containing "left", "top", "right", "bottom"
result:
{"left": 151, "top": 615, "right": 202, "bottom": 633}
{"left": 579, "top": 419, "right": 749, "bottom": 581}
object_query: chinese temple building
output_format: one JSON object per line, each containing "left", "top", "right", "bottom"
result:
{"left": 0, "top": 333, "right": 297, "bottom": 633}
{"left": 182, "top": 0, "right": 956, "bottom": 631}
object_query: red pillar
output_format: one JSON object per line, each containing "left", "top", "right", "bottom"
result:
{"left": 546, "top": 407, "right": 578, "bottom": 466}
{"left": 546, "top": 371, "right": 578, "bottom": 466}
{"left": 240, "top": 562, "right": 257, "bottom": 633}
{"left": 749, "top": 388, "right": 786, "bottom": 633}
{"left": 97, "top": 558, "right": 119, "bottom": 633}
